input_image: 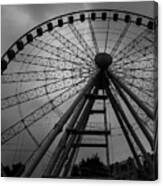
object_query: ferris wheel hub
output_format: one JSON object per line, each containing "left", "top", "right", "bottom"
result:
{"left": 95, "top": 53, "right": 112, "bottom": 70}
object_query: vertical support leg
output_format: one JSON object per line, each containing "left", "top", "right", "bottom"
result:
{"left": 21, "top": 72, "right": 98, "bottom": 177}
{"left": 62, "top": 143, "right": 80, "bottom": 177}
{"left": 42, "top": 97, "right": 87, "bottom": 177}
{"left": 110, "top": 76, "right": 154, "bottom": 150}
{"left": 63, "top": 89, "right": 101, "bottom": 177}
{"left": 51, "top": 88, "right": 98, "bottom": 177}
{"left": 105, "top": 81, "right": 148, "bottom": 162}
{"left": 104, "top": 80, "right": 142, "bottom": 169}
{"left": 103, "top": 91, "right": 110, "bottom": 169}
{"left": 108, "top": 71, "right": 154, "bottom": 120}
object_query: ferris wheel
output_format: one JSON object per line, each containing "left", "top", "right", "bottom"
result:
{"left": 1, "top": 9, "right": 157, "bottom": 178}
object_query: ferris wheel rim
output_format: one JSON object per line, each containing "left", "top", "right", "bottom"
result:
{"left": 2, "top": 6, "right": 157, "bottom": 159}
{"left": 1, "top": 8, "right": 156, "bottom": 64}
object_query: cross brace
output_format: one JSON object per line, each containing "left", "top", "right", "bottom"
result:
{"left": 72, "top": 143, "right": 107, "bottom": 148}
{"left": 90, "top": 109, "right": 105, "bottom": 114}
{"left": 67, "top": 129, "right": 111, "bottom": 135}
{"left": 85, "top": 94, "right": 107, "bottom": 100}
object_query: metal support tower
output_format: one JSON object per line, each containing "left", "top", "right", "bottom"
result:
{"left": 43, "top": 79, "right": 111, "bottom": 177}
{"left": 20, "top": 51, "right": 154, "bottom": 178}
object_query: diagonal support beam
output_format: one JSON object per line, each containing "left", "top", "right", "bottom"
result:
{"left": 104, "top": 79, "right": 142, "bottom": 169}
{"left": 105, "top": 74, "right": 153, "bottom": 170}
{"left": 110, "top": 76, "right": 154, "bottom": 150}
{"left": 42, "top": 96, "right": 87, "bottom": 177}
{"left": 108, "top": 71, "right": 154, "bottom": 120}
{"left": 51, "top": 88, "right": 98, "bottom": 177}
{"left": 21, "top": 71, "right": 99, "bottom": 177}
{"left": 105, "top": 82, "right": 148, "bottom": 158}
{"left": 61, "top": 89, "right": 98, "bottom": 177}
{"left": 103, "top": 94, "right": 110, "bottom": 168}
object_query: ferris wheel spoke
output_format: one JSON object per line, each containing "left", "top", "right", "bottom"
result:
{"left": 124, "top": 80, "right": 154, "bottom": 98}
{"left": 2, "top": 68, "right": 88, "bottom": 84}
{"left": 104, "top": 17, "right": 110, "bottom": 52}
{"left": 1, "top": 77, "right": 88, "bottom": 145}
{"left": 68, "top": 24, "right": 95, "bottom": 62}
{"left": 113, "top": 68, "right": 155, "bottom": 81}
{"left": 2, "top": 73, "right": 87, "bottom": 110}
{"left": 112, "top": 57, "right": 154, "bottom": 71}
{"left": 113, "top": 29, "right": 152, "bottom": 62}
{"left": 88, "top": 18, "right": 99, "bottom": 54}
{"left": 123, "top": 83, "right": 154, "bottom": 99}
{"left": 30, "top": 41, "right": 90, "bottom": 70}
{"left": 113, "top": 65, "right": 154, "bottom": 74}
{"left": 115, "top": 45, "right": 154, "bottom": 64}
{"left": 113, "top": 28, "right": 151, "bottom": 58}
{"left": 113, "top": 70, "right": 155, "bottom": 85}
{"left": 16, "top": 53, "right": 92, "bottom": 71}
{"left": 35, "top": 38, "right": 93, "bottom": 69}
{"left": 112, "top": 60, "right": 154, "bottom": 76}
{"left": 14, "top": 54, "right": 59, "bottom": 69}
{"left": 50, "top": 30, "right": 88, "bottom": 58}
{"left": 110, "top": 22, "right": 131, "bottom": 57}
{"left": 113, "top": 44, "right": 153, "bottom": 66}
{"left": 119, "top": 80, "right": 154, "bottom": 102}
{"left": 113, "top": 71, "right": 155, "bottom": 96}
{"left": 49, "top": 30, "right": 93, "bottom": 67}
{"left": 15, "top": 53, "right": 77, "bottom": 69}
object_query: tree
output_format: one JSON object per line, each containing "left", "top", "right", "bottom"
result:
{"left": 71, "top": 154, "right": 109, "bottom": 178}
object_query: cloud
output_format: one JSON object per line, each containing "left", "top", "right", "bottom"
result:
{"left": 1, "top": 5, "right": 35, "bottom": 53}
{"left": 1, "top": 2, "right": 153, "bottom": 54}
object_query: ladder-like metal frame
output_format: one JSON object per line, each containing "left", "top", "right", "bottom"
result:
{"left": 19, "top": 69, "right": 155, "bottom": 178}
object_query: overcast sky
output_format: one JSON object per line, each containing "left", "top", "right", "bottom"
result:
{"left": 1, "top": 1, "right": 155, "bottom": 54}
